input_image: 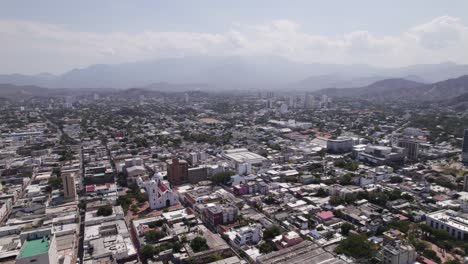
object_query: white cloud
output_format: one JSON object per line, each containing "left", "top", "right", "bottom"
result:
{"left": 0, "top": 16, "right": 468, "bottom": 73}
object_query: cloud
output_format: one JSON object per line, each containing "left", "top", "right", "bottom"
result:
{"left": 409, "top": 16, "right": 467, "bottom": 50}
{"left": 0, "top": 16, "right": 468, "bottom": 73}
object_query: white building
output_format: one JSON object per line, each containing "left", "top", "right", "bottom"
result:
{"left": 237, "top": 162, "right": 252, "bottom": 175}
{"left": 381, "top": 241, "right": 416, "bottom": 264}
{"left": 426, "top": 210, "right": 468, "bottom": 240}
{"left": 145, "top": 173, "right": 178, "bottom": 210}
{"left": 228, "top": 224, "right": 262, "bottom": 248}
{"left": 223, "top": 148, "right": 266, "bottom": 165}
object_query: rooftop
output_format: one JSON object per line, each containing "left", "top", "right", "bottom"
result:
{"left": 18, "top": 238, "right": 50, "bottom": 258}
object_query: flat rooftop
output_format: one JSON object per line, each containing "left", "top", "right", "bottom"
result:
{"left": 18, "top": 238, "right": 50, "bottom": 258}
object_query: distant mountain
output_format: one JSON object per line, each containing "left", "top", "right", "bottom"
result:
{"left": 141, "top": 82, "right": 216, "bottom": 92}
{"left": 418, "top": 75, "right": 468, "bottom": 101}
{"left": 289, "top": 74, "right": 390, "bottom": 91}
{"left": 1, "top": 56, "right": 468, "bottom": 90}
{"left": 315, "top": 78, "right": 424, "bottom": 99}
{"left": 0, "top": 83, "right": 114, "bottom": 100}
{"left": 0, "top": 83, "right": 52, "bottom": 100}
{"left": 316, "top": 75, "right": 468, "bottom": 101}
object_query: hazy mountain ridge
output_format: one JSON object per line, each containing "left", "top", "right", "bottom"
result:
{"left": 1, "top": 56, "right": 468, "bottom": 90}
{"left": 315, "top": 75, "right": 468, "bottom": 102}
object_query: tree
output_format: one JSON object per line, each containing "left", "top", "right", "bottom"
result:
{"left": 259, "top": 242, "right": 274, "bottom": 254}
{"left": 48, "top": 177, "right": 62, "bottom": 189}
{"left": 117, "top": 173, "right": 127, "bottom": 187}
{"left": 335, "top": 233, "right": 376, "bottom": 260}
{"left": 340, "top": 223, "right": 355, "bottom": 236}
{"left": 316, "top": 188, "right": 328, "bottom": 197}
{"left": 145, "top": 230, "right": 166, "bottom": 243}
{"left": 340, "top": 173, "right": 353, "bottom": 185}
{"left": 141, "top": 245, "right": 155, "bottom": 262}
{"left": 96, "top": 205, "right": 113, "bottom": 216}
{"left": 444, "top": 259, "right": 461, "bottom": 264}
{"left": 130, "top": 204, "right": 139, "bottom": 213}
{"left": 190, "top": 236, "right": 208, "bottom": 252}
{"left": 390, "top": 176, "right": 403, "bottom": 183}
{"left": 212, "top": 171, "right": 235, "bottom": 184}
{"left": 422, "top": 249, "right": 441, "bottom": 263}
{"left": 117, "top": 195, "right": 132, "bottom": 211}
{"left": 206, "top": 254, "right": 223, "bottom": 262}
{"left": 263, "top": 225, "right": 281, "bottom": 240}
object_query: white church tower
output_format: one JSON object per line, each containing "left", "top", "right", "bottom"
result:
{"left": 145, "top": 172, "right": 179, "bottom": 210}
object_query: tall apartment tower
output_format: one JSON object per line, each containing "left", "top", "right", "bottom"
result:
{"left": 62, "top": 174, "right": 77, "bottom": 199}
{"left": 463, "top": 175, "right": 468, "bottom": 192}
{"left": 398, "top": 139, "right": 420, "bottom": 161}
{"left": 166, "top": 158, "right": 188, "bottom": 186}
{"left": 462, "top": 129, "right": 468, "bottom": 165}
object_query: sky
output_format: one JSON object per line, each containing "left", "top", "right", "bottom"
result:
{"left": 1, "top": 0, "right": 468, "bottom": 74}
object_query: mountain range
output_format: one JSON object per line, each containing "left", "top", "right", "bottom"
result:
{"left": 1, "top": 56, "right": 468, "bottom": 90}
{"left": 2, "top": 74, "right": 468, "bottom": 104}
{"left": 314, "top": 75, "right": 468, "bottom": 102}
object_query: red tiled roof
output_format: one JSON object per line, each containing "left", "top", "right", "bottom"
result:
{"left": 394, "top": 214, "right": 409, "bottom": 221}
{"left": 158, "top": 182, "right": 168, "bottom": 192}
{"left": 317, "top": 211, "right": 334, "bottom": 220}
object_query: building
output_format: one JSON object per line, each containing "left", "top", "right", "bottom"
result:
{"left": 462, "top": 129, "right": 468, "bottom": 165}
{"left": 464, "top": 175, "right": 468, "bottom": 192}
{"left": 272, "top": 231, "right": 304, "bottom": 249}
{"left": 357, "top": 145, "right": 405, "bottom": 165}
{"left": 426, "top": 210, "right": 468, "bottom": 240}
{"left": 145, "top": 173, "right": 179, "bottom": 210}
{"left": 201, "top": 204, "right": 238, "bottom": 227}
{"left": 381, "top": 241, "right": 417, "bottom": 264}
{"left": 62, "top": 174, "right": 76, "bottom": 199}
{"left": 314, "top": 137, "right": 354, "bottom": 153}
{"left": 16, "top": 236, "right": 58, "bottom": 264}
{"left": 257, "top": 240, "right": 346, "bottom": 264}
{"left": 187, "top": 166, "right": 209, "bottom": 184}
{"left": 223, "top": 148, "right": 266, "bottom": 165}
{"left": 167, "top": 158, "right": 189, "bottom": 185}
{"left": 398, "top": 139, "right": 420, "bottom": 160}
{"left": 228, "top": 224, "right": 262, "bottom": 248}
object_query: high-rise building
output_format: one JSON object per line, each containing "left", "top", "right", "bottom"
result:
{"left": 166, "top": 158, "right": 189, "bottom": 185}
{"left": 462, "top": 129, "right": 468, "bottom": 165}
{"left": 62, "top": 174, "right": 76, "bottom": 199}
{"left": 463, "top": 175, "right": 468, "bottom": 192}
{"left": 398, "top": 139, "right": 420, "bottom": 161}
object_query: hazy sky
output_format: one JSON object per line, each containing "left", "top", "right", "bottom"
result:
{"left": 2, "top": 0, "right": 468, "bottom": 74}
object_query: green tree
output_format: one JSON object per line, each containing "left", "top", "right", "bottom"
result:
{"left": 263, "top": 225, "right": 281, "bottom": 240}
{"left": 130, "top": 204, "right": 139, "bottom": 213}
{"left": 259, "top": 242, "right": 274, "bottom": 254}
{"left": 145, "top": 230, "right": 166, "bottom": 243}
{"left": 340, "top": 173, "right": 353, "bottom": 185}
{"left": 206, "top": 254, "right": 223, "bottom": 262}
{"left": 96, "top": 205, "right": 113, "bottom": 216}
{"left": 340, "top": 223, "right": 355, "bottom": 236}
{"left": 422, "top": 249, "right": 441, "bottom": 263}
{"left": 316, "top": 188, "right": 328, "bottom": 197}
{"left": 190, "top": 236, "right": 209, "bottom": 252}
{"left": 141, "top": 245, "right": 155, "bottom": 262}
{"left": 212, "top": 171, "right": 235, "bottom": 184}
{"left": 48, "top": 177, "right": 62, "bottom": 189}
{"left": 335, "top": 233, "right": 376, "bottom": 260}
